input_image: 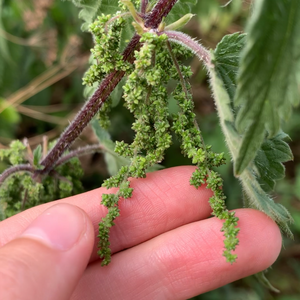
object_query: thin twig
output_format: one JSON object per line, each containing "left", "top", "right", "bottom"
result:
{"left": 0, "top": 164, "right": 35, "bottom": 185}
{"left": 0, "top": 28, "right": 43, "bottom": 47}
{"left": 0, "top": 55, "right": 87, "bottom": 114}
{"left": 21, "top": 104, "right": 75, "bottom": 113}
{"left": 55, "top": 144, "right": 104, "bottom": 167}
{"left": 16, "top": 106, "right": 67, "bottom": 125}
{"left": 38, "top": 1, "right": 185, "bottom": 175}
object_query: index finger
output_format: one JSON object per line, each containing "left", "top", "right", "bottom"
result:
{"left": 0, "top": 166, "right": 213, "bottom": 260}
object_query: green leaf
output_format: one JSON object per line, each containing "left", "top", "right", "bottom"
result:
{"left": 234, "top": 115, "right": 266, "bottom": 175}
{"left": 209, "top": 61, "right": 237, "bottom": 151}
{"left": 213, "top": 32, "right": 246, "bottom": 102}
{"left": 210, "top": 47, "right": 293, "bottom": 238}
{"left": 110, "top": 78, "right": 126, "bottom": 107}
{"left": 91, "top": 118, "right": 111, "bottom": 141}
{"left": 254, "top": 132, "right": 293, "bottom": 193}
{"left": 166, "top": 0, "right": 198, "bottom": 24}
{"left": 234, "top": 0, "right": 300, "bottom": 173}
{"left": 33, "top": 145, "right": 42, "bottom": 168}
{"left": 241, "top": 170, "right": 293, "bottom": 238}
{"left": 67, "top": 0, "right": 120, "bottom": 31}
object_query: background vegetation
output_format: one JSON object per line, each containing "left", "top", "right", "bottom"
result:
{"left": 0, "top": 0, "right": 299, "bottom": 299}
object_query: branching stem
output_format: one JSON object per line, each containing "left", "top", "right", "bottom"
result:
{"left": 39, "top": 34, "right": 141, "bottom": 174}
{"left": 164, "top": 30, "right": 212, "bottom": 67}
{"left": 54, "top": 144, "right": 104, "bottom": 167}
{"left": 0, "top": 164, "right": 35, "bottom": 185}
{"left": 38, "top": 0, "right": 184, "bottom": 176}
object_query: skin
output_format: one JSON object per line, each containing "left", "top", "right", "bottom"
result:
{"left": 0, "top": 166, "right": 282, "bottom": 300}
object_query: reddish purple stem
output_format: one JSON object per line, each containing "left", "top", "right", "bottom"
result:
{"left": 36, "top": 0, "right": 181, "bottom": 176}
{"left": 40, "top": 35, "right": 141, "bottom": 174}
{"left": 144, "top": 0, "right": 178, "bottom": 28}
{"left": 0, "top": 164, "right": 34, "bottom": 185}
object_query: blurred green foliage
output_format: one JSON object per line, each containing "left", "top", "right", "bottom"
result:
{"left": 1, "top": 0, "right": 300, "bottom": 299}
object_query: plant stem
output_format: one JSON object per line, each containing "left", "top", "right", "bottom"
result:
{"left": 21, "top": 189, "right": 28, "bottom": 211}
{"left": 38, "top": 1, "right": 183, "bottom": 176}
{"left": 140, "top": 0, "right": 148, "bottom": 14}
{"left": 54, "top": 144, "right": 104, "bottom": 167}
{"left": 166, "top": 40, "right": 206, "bottom": 149}
{"left": 144, "top": 0, "right": 178, "bottom": 29}
{"left": 0, "top": 164, "right": 34, "bottom": 185}
{"left": 39, "top": 34, "right": 141, "bottom": 174}
{"left": 164, "top": 31, "right": 212, "bottom": 67}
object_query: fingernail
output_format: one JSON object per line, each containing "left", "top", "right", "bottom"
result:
{"left": 20, "top": 204, "right": 87, "bottom": 251}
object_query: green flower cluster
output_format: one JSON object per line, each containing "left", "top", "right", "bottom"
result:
{"left": 207, "top": 171, "right": 239, "bottom": 263}
{"left": 0, "top": 140, "right": 26, "bottom": 165}
{"left": 0, "top": 141, "right": 84, "bottom": 220}
{"left": 82, "top": 14, "right": 130, "bottom": 87}
{"left": 98, "top": 32, "right": 177, "bottom": 265}
{"left": 92, "top": 20, "right": 239, "bottom": 264}
{"left": 172, "top": 82, "right": 239, "bottom": 263}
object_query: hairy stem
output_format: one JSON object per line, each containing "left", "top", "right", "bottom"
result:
{"left": 166, "top": 41, "right": 189, "bottom": 97}
{"left": 144, "top": 0, "right": 178, "bottom": 28}
{"left": 39, "top": 34, "right": 141, "bottom": 174}
{"left": 164, "top": 31, "right": 212, "bottom": 67}
{"left": 140, "top": 0, "right": 148, "bottom": 14}
{"left": 37, "top": 1, "right": 183, "bottom": 176}
{"left": 54, "top": 144, "right": 104, "bottom": 167}
{"left": 0, "top": 164, "right": 35, "bottom": 185}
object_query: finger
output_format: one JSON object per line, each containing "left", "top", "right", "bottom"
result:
{"left": 0, "top": 166, "right": 213, "bottom": 260}
{"left": 0, "top": 204, "right": 94, "bottom": 300}
{"left": 71, "top": 209, "right": 282, "bottom": 300}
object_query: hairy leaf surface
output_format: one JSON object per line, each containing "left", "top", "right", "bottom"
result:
{"left": 210, "top": 66, "right": 293, "bottom": 237}
{"left": 254, "top": 133, "right": 293, "bottom": 193}
{"left": 67, "top": 0, "right": 120, "bottom": 31}
{"left": 234, "top": 0, "right": 300, "bottom": 174}
{"left": 213, "top": 32, "right": 246, "bottom": 102}
{"left": 210, "top": 34, "right": 293, "bottom": 237}
{"left": 33, "top": 145, "right": 42, "bottom": 168}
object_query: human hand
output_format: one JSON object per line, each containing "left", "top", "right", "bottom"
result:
{"left": 0, "top": 166, "right": 282, "bottom": 300}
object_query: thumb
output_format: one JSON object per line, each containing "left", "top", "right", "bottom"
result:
{"left": 0, "top": 203, "right": 95, "bottom": 300}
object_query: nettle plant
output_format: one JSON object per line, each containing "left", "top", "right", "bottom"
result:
{"left": 1, "top": 0, "right": 300, "bottom": 270}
